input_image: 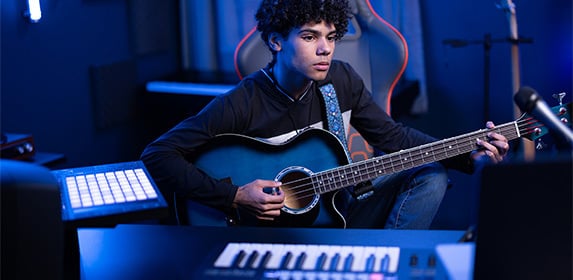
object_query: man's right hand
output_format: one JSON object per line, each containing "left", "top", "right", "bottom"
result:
{"left": 233, "top": 179, "right": 284, "bottom": 221}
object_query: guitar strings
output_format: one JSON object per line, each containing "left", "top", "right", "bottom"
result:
{"left": 279, "top": 117, "right": 543, "bottom": 204}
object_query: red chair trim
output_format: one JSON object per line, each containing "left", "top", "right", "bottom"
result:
{"left": 234, "top": 26, "right": 258, "bottom": 80}
{"left": 365, "top": 0, "right": 409, "bottom": 113}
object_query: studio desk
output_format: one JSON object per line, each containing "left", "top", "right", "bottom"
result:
{"left": 77, "top": 224, "right": 473, "bottom": 280}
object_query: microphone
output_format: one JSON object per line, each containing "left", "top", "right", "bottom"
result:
{"left": 514, "top": 86, "right": 573, "bottom": 147}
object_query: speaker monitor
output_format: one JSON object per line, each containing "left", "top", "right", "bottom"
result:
{"left": 1, "top": 160, "right": 63, "bottom": 279}
{"left": 474, "top": 155, "right": 572, "bottom": 280}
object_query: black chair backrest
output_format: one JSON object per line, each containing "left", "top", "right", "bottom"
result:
{"left": 233, "top": 0, "right": 408, "bottom": 114}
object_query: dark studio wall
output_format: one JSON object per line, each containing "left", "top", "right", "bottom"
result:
{"left": 1, "top": 0, "right": 181, "bottom": 169}
{"left": 1, "top": 0, "right": 571, "bottom": 230}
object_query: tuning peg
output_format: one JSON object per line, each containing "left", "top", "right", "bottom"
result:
{"left": 552, "top": 92, "right": 566, "bottom": 106}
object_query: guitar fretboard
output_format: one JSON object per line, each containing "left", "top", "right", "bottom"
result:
{"left": 311, "top": 120, "right": 526, "bottom": 194}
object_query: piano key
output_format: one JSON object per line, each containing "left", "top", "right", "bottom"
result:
{"left": 320, "top": 245, "right": 341, "bottom": 272}
{"left": 314, "top": 252, "right": 327, "bottom": 271}
{"left": 232, "top": 250, "right": 247, "bottom": 268}
{"left": 329, "top": 252, "right": 341, "bottom": 271}
{"left": 364, "top": 254, "right": 375, "bottom": 272}
{"left": 247, "top": 243, "right": 267, "bottom": 268}
{"left": 294, "top": 251, "right": 307, "bottom": 270}
{"left": 343, "top": 253, "right": 354, "bottom": 271}
{"left": 236, "top": 243, "right": 258, "bottom": 268}
{"left": 284, "top": 245, "right": 306, "bottom": 270}
{"left": 361, "top": 246, "right": 378, "bottom": 272}
{"left": 380, "top": 253, "right": 390, "bottom": 274}
{"left": 387, "top": 247, "right": 400, "bottom": 273}
{"left": 337, "top": 246, "right": 354, "bottom": 271}
{"left": 245, "top": 250, "right": 259, "bottom": 268}
{"left": 280, "top": 251, "right": 293, "bottom": 270}
{"left": 349, "top": 246, "right": 368, "bottom": 272}
{"left": 373, "top": 247, "right": 388, "bottom": 272}
{"left": 213, "top": 243, "right": 240, "bottom": 268}
{"left": 300, "top": 245, "right": 321, "bottom": 271}
{"left": 259, "top": 250, "right": 272, "bottom": 269}
{"left": 264, "top": 244, "right": 285, "bottom": 269}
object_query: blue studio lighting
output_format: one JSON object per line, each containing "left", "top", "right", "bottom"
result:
{"left": 27, "top": 0, "right": 42, "bottom": 22}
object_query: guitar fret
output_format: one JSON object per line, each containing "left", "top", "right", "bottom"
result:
{"left": 373, "top": 159, "right": 384, "bottom": 177}
{"left": 443, "top": 141, "right": 451, "bottom": 158}
{"left": 438, "top": 141, "right": 450, "bottom": 161}
{"left": 403, "top": 150, "right": 413, "bottom": 170}
{"left": 311, "top": 174, "right": 323, "bottom": 194}
{"left": 322, "top": 170, "right": 337, "bottom": 193}
{"left": 360, "top": 163, "right": 368, "bottom": 182}
{"left": 366, "top": 160, "right": 378, "bottom": 179}
{"left": 350, "top": 165, "right": 359, "bottom": 184}
{"left": 411, "top": 146, "right": 426, "bottom": 167}
{"left": 388, "top": 155, "right": 397, "bottom": 174}
{"left": 318, "top": 172, "right": 328, "bottom": 193}
{"left": 334, "top": 168, "right": 343, "bottom": 191}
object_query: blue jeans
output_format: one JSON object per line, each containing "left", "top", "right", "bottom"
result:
{"left": 345, "top": 162, "right": 449, "bottom": 229}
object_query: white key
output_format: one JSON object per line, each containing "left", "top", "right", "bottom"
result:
{"left": 387, "top": 247, "right": 401, "bottom": 273}
{"left": 373, "top": 247, "right": 388, "bottom": 272}
{"left": 214, "top": 243, "right": 240, "bottom": 268}
{"left": 247, "top": 243, "right": 266, "bottom": 269}
{"left": 350, "top": 246, "right": 366, "bottom": 272}
{"left": 301, "top": 245, "right": 321, "bottom": 270}
{"left": 361, "top": 246, "right": 379, "bottom": 272}
{"left": 336, "top": 246, "right": 354, "bottom": 271}
{"left": 325, "top": 245, "right": 342, "bottom": 271}
{"left": 264, "top": 244, "right": 285, "bottom": 269}
{"left": 284, "top": 244, "right": 305, "bottom": 270}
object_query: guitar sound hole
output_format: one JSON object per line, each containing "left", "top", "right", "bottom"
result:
{"left": 280, "top": 171, "right": 316, "bottom": 212}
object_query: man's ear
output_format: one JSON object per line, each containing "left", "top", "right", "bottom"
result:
{"left": 268, "top": 33, "right": 282, "bottom": 51}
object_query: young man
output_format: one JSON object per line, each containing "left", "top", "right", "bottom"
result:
{"left": 141, "top": 0, "right": 509, "bottom": 229}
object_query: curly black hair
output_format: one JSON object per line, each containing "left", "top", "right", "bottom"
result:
{"left": 255, "top": 0, "right": 352, "bottom": 46}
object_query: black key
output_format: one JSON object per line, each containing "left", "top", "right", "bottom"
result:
{"left": 380, "top": 254, "right": 390, "bottom": 273}
{"left": 343, "top": 254, "right": 354, "bottom": 271}
{"left": 246, "top": 250, "right": 260, "bottom": 268}
{"left": 329, "top": 253, "right": 340, "bottom": 271}
{"left": 365, "top": 254, "right": 376, "bottom": 272}
{"left": 232, "top": 250, "right": 246, "bottom": 268}
{"left": 315, "top": 252, "right": 327, "bottom": 270}
{"left": 294, "top": 252, "right": 307, "bottom": 270}
{"left": 259, "top": 251, "right": 272, "bottom": 268}
{"left": 280, "top": 252, "right": 293, "bottom": 269}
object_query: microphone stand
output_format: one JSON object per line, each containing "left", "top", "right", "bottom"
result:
{"left": 442, "top": 34, "right": 533, "bottom": 124}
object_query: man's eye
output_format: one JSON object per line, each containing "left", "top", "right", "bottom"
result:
{"left": 302, "top": 35, "right": 314, "bottom": 41}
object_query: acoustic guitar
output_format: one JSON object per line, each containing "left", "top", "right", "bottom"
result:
{"left": 191, "top": 103, "right": 570, "bottom": 228}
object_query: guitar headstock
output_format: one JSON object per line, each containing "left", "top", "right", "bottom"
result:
{"left": 497, "top": 0, "right": 516, "bottom": 16}
{"left": 519, "top": 102, "right": 572, "bottom": 142}
{"left": 497, "top": 0, "right": 519, "bottom": 38}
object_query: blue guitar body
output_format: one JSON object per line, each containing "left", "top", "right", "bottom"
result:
{"left": 190, "top": 128, "right": 350, "bottom": 227}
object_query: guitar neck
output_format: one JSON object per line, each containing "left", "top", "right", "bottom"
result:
{"left": 312, "top": 121, "right": 521, "bottom": 194}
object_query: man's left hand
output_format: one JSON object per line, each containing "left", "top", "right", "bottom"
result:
{"left": 471, "top": 121, "right": 510, "bottom": 164}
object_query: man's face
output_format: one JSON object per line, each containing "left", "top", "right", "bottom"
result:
{"left": 276, "top": 21, "right": 337, "bottom": 82}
